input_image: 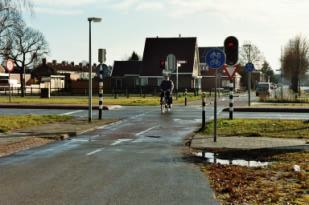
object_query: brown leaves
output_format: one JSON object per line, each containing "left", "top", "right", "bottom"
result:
{"left": 202, "top": 151, "right": 309, "bottom": 205}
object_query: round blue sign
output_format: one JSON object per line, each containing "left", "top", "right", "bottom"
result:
{"left": 245, "top": 63, "right": 255, "bottom": 72}
{"left": 205, "top": 48, "right": 226, "bottom": 69}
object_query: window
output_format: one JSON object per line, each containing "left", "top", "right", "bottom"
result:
{"left": 140, "top": 78, "right": 148, "bottom": 86}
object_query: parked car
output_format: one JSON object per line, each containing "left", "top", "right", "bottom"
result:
{"left": 256, "top": 82, "right": 272, "bottom": 97}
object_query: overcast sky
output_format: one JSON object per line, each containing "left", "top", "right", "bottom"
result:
{"left": 25, "top": 0, "right": 309, "bottom": 70}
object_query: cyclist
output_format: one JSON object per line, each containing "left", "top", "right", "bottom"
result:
{"left": 160, "top": 74, "right": 174, "bottom": 109}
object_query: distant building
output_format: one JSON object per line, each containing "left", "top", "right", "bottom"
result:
{"left": 111, "top": 61, "right": 141, "bottom": 90}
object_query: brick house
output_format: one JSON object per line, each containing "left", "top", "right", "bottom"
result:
{"left": 111, "top": 61, "right": 142, "bottom": 91}
{"left": 199, "top": 47, "right": 241, "bottom": 91}
{"left": 140, "top": 37, "right": 201, "bottom": 91}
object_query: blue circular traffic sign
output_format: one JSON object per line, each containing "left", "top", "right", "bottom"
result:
{"left": 205, "top": 48, "right": 226, "bottom": 69}
{"left": 245, "top": 63, "right": 255, "bottom": 72}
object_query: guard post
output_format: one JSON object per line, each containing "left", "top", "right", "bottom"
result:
{"left": 229, "top": 79, "right": 234, "bottom": 120}
{"left": 202, "top": 92, "right": 206, "bottom": 129}
{"left": 98, "top": 49, "right": 106, "bottom": 120}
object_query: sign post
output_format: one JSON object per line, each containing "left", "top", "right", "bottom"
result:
{"left": 245, "top": 62, "right": 255, "bottom": 106}
{"left": 205, "top": 48, "right": 226, "bottom": 142}
{"left": 6, "top": 59, "right": 14, "bottom": 103}
{"left": 96, "top": 63, "right": 110, "bottom": 120}
{"left": 223, "top": 64, "right": 238, "bottom": 120}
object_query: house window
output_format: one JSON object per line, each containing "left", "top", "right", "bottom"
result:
{"left": 140, "top": 78, "right": 148, "bottom": 86}
{"left": 157, "top": 78, "right": 163, "bottom": 86}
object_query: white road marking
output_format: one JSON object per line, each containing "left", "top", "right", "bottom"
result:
{"left": 86, "top": 148, "right": 104, "bottom": 156}
{"left": 111, "top": 139, "right": 132, "bottom": 146}
{"left": 61, "top": 110, "right": 83, "bottom": 116}
{"left": 135, "top": 126, "right": 158, "bottom": 136}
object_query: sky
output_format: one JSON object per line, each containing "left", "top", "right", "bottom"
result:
{"left": 24, "top": 0, "right": 309, "bottom": 71}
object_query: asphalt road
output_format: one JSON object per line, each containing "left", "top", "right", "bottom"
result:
{"left": 0, "top": 105, "right": 219, "bottom": 205}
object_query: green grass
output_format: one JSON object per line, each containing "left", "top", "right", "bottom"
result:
{"left": 0, "top": 95, "right": 202, "bottom": 106}
{"left": 201, "top": 119, "right": 309, "bottom": 139}
{"left": 0, "top": 115, "right": 72, "bottom": 133}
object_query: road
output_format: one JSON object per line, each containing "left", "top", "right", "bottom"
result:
{"left": 0, "top": 97, "right": 308, "bottom": 205}
{"left": 0, "top": 105, "right": 219, "bottom": 205}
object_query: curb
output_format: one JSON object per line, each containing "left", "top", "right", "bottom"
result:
{"left": 223, "top": 107, "right": 309, "bottom": 113}
{"left": 0, "top": 104, "right": 109, "bottom": 110}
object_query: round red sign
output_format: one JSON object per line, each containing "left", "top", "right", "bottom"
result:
{"left": 6, "top": 59, "right": 14, "bottom": 72}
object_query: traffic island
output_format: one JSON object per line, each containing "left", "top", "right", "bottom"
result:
{"left": 187, "top": 118, "right": 309, "bottom": 205}
{"left": 0, "top": 117, "right": 118, "bottom": 158}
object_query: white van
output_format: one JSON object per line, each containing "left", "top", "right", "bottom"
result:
{"left": 256, "top": 82, "right": 272, "bottom": 97}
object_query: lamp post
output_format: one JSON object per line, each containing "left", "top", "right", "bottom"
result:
{"left": 88, "top": 17, "right": 102, "bottom": 123}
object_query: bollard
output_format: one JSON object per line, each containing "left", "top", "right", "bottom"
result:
{"left": 202, "top": 92, "right": 206, "bottom": 129}
{"left": 98, "top": 67, "right": 104, "bottom": 120}
{"left": 184, "top": 89, "right": 188, "bottom": 106}
{"left": 229, "top": 80, "right": 234, "bottom": 120}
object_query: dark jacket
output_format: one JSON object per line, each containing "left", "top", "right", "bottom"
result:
{"left": 160, "top": 79, "right": 174, "bottom": 91}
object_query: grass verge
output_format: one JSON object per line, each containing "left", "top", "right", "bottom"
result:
{"left": 0, "top": 95, "right": 201, "bottom": 106}
{"left": 0, "top": 115, "right": 72, "bottom": 133}
{"left": 200, "top": 119, "right": 309, "bottom": 139}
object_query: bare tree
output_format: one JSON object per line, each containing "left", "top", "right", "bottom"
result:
{"left": 239, "top": 41, "right": 264, "bottom": 69}
{"left": 0, "top": 0, "right": 32, "bottom": 12}
{"left": 281, "top": 35, "right": 309, "bottom": 94}
{"left": 2, "top": 24, "right": 49, "bottom": 97}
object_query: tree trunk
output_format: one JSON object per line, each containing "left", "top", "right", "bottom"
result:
{"left": 291, "top": 75, "right": 299, "bottom": 94}
{"left": 19, "top": 68, "right": 24, "bottom": 97}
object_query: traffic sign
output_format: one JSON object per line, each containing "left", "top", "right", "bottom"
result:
{"left": 245, "top": 63, "right": 255, "bottom": 72}
{"left": 205, "top": 48, "right": 225, "bottom": 69}
{"left": 96, "top": 64, "right": 111, "bottom": 78}
{"left": 224, "top": 64, "right": 237, "bottom": 80}
{"left": 6, "top": 59, "right": 14, "bottom": 72}
{"left": 166, "top": 54, "right": 177, "bottom": 72}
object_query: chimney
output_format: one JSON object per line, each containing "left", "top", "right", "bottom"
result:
{"left": 42, "top": 58, "right": 47, "bottom": 65}
{"left": 179, "top": 34, "right": 181, "bottom": 38}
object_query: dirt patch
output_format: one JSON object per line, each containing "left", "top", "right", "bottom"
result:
{"left": 0, "top": 137, "right": 55, "bottom": 157}
{"left": 200, "top": 151, "right": 309, "bottom": 205}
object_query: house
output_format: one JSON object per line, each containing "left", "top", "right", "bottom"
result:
{"left": 140, "top": 37, "right": 201, "bottom": 91}
{"left": 199, "top": 47, "right": 242, "bottom": 91}
{"left": 111, "top": 61, "right": 142, "bottom": 91}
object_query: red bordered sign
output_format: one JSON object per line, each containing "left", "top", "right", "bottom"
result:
{"left": 223, "top": 64, "right": 238, "bottom": 80}
{"left": 6, "top": 59, "right": 14, "bottom": 72}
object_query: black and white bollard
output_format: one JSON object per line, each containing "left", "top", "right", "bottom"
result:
{"left": 98, "top": 68, "right": 104, "bottom": 120}
{"left": 202, "top": 92, "right": 206, "bottom": 129}
{"left": 229, "top": 80, "right": 234, "bottom": 120}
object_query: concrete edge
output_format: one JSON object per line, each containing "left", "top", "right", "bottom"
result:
{"left": 0, "top": 104, "right": 110, "bottom": 110}
{"left": 223, "top": 107, "right": 309, "bottom": 113}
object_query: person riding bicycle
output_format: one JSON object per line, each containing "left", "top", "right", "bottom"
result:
{"left": 160, "top": 74, "right": 174, "bottom": 108}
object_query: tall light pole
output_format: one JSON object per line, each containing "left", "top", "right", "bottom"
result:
{"left": 88, "top": 17, "right": 102, "bottom": 123}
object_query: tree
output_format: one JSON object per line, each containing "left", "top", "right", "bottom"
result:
{"left": 281, "top": 35, "right": 309, "bottom": 94}
{"left": 261, "top": 60, "right": 278, "bottom": 83}
{"left": 2, "top": 24, "right": 49, "bottom": 97}
{"left": 239, "top": 41, "right": 264, "bottom": 69}
{"left": 128, "top": 51, "right": 140, "bottom": 61}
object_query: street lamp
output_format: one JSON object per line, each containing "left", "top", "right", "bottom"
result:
{"left": 88, "top": 17, "right": 102, "bottom": 123}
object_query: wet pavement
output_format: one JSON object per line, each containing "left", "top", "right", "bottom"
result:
{"left": 0, "top": 105, "right": 219, "bottom": 205}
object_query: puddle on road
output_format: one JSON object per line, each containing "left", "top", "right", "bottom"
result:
{"left": 193, "top": 152, "right": 270, "bottom": 167}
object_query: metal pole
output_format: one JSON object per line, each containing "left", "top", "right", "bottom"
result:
{"left": 176, "top": 65, "right": 178, "bottom": 100}
{"left": 9, "top": 72, "right": 11, "bottom": 103}
{"left": 248, "top": 72, "right": 251, "bottom": 106}
{"left": 184, "top": 89, "right": 187, "bottom": 106}
{"left": 229, "top": 78, "right": 234, "bottom": 120}
{"left": 88, "top": 20, "right": 92, "bottom": 122}
{"left": 202, "top": 92, "right": 206, "bottom": 129}
{"left": 214, "top": 70, "right": 217, "bottom": 142}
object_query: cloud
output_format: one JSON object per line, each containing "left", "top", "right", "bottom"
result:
{"left": 136, "top": 2, "right": 164, "bottom": 11}
{"left": 34, "top": 7, "right": 83, "bottom": 16}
